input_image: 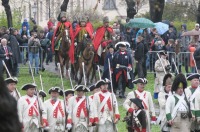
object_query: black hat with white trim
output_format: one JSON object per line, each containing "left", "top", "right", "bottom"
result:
{"left": 115, "top": 41, "right": 130, "bottom": 48}
{"left": 186, "top": 73, "right": 200, "bottom": 81}
{"left": 48, "top": 87, "right": 63, "bottom": 96}
{"left": 132, "top": 78, "right": 148, "bottom": 84}
{"left": 5, "top": 77, "right": 18, "bottom": 84}
{"left": 75, "top": 85, "right": 90, "bottom": 92}
{"left": 21, "top": 83, "right": 37, "bottom": 90}
{"left": 95, "top": 78, "right": 110, "bottom": 88}
{"left": 64, "top": 89, "right": 75, "bottom": 96}
{"left": 39, "top": 90, "right": 47, "bottom": 98}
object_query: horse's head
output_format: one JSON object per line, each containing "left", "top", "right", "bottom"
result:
{"left": 84, "top": 40, "right": 94, "bottom": 56}
{"left": 63, "top": 29, "right": 71, "bottom": 44}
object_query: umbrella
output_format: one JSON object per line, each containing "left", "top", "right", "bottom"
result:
{"left": 155, "top": 22, "right": 169, "bottom": 35}
{"left": 181, "top": 30, "right": 200, "bottom": 36}
{"left": 126, "top": 18, "right": 155, "bottom": 28}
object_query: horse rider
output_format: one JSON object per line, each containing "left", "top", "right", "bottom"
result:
{"left": 66, "top": 85, "right": 92, "bottom": 132}
{"left": 44, "top": 87, "right": 65, "bottom": 132}
{"left": 112, "top": 42, "right": 133, "bottom": 98}
{"left": 5, "top": 77, "right": 21, "bottom": 100}
{"left": 93, "top": 79, "right": 120, "bottom": 132}
{"left": 93, "top": 16, "right": 114, "bottom": 64}
{"left": 185, "top": 73, "right": 200, "bottom": 132}
{"left": 17, "top": 83, "right": 48, "bottom": 132}
{"left": 165, "top": 73, "right": 192, "bottom": 132}
{"left": 52, "top": 11, "right": 73, "bottom": 69}
{"left": 157, "top": 73, "right": 173, "bottom": 132}
{"left": 123, "top": 78, "right": 156, "bottom": 132}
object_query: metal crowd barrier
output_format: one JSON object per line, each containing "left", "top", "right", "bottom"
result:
{"left": 132, "top": 50, "right": 194, "bottom": 75}
{"left": 18, "top": 46, "right": 44, "bottom": 69}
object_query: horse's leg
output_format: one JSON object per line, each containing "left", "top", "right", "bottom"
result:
{"left": 65, "top": 58, "right": 69, "bottom": 79}
{"left": 58, "top": 54, "right": 64, "bottom": 77}
{"left": 86, "top": 62, "right": 93, "bottom": 85}
{"left": 91, "top": 63, "right": 96, "bottom": 83}
{"left": 74, "top": 61, "right": 79, "bottom": 82}
{"left": 78, "top": 63, "right": 83, "bottom": 84}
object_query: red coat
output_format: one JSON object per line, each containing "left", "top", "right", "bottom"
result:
{"left": 93, "top": 26, "right": 113, "bottom": 51}
{"left": 52, "top": 21, "right": 73, "bottom": 52}
{"left": 69, "top": 24, "right": 93, "bottom": 64}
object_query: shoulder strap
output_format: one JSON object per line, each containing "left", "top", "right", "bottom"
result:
{"left": 190, "top": 87, "right": 200, "bottom": 102}
{"left": 98, "top": 93, "right": 111, "bottom": 113}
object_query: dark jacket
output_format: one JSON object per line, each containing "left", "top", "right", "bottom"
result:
{"left": 28, "top": 38, "right": 41, "bottom": 53}
{"left": 7, "top": 35, "right": 21, "bottom": 64}
{"left": 135, "top": 42, "right": 147, "bottom": 61}
{"left": 15, "top": 34, "right": 28, "bottom": 45}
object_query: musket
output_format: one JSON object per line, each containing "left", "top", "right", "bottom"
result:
{"left": 192, "top": 54, "right": 198, "bottom": 73}
{"left": 108, "top": 59, "right": 118, "bottom": 132}
{"left": 172, "top": 58, "right": 179, "bottom": 74}
{"left": 39, "top": 75, "right": 45, "bottom": 102}
{"left": 97, "top": 65, "right": 101, "bottom": 80}
{"left": 156, "top": 53, "right": 167, "bottom": 74}
{"left": 68, "top": 69, "right": 74, "bottom": 90}
{"left": 2, "top": 60, "right": 21, "bottom": 99}
{"left": 57, "top": 63, "right": 67, "bottom": 129}
{"left": 28, "top": 61, "right": 43, "bottom": 131}
{"left": 82, "top": 62, "right": 90, "bottom": 128}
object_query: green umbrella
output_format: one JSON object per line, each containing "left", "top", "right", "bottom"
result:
{"left": 126, "top": 18, "right": 155, "bottom": 28}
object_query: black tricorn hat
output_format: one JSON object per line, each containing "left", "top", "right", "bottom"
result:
{"left": 75, "top": 85, "right": 90, "bottom": 92}
{"left": 107, "top": 44, "right": 115, "bottom": 49}
{"left": 130, "top": 98, "right": 144, "bottom": 109}
{"left": 64, "top": 89, "right": 75, "bottom": 96}
{"left": 5, "top": 77, "right": 18, "bottom": 84}
{"left": 48, "top": 87, "right": 63, "bottom": 96}
{"left": 89, "top": 84, "right": 97, "bottom": 91}
{"left": 163, "top": 73, "right": 173, "bottom": 86}
{"left": 186, "top": 73, "right": 200, "bottom": 81}
{"left": 95, "top": 79, "right": 110, "bottom": 88}
{"left": 39, "top": 90, "right": 47, "bottom": 98}
{"left": 171, "top": 73, "right": 187, "bottom": 92}
{"left": 21, "top": 83, "right": 37, "bottom": 90}
{"left": 132, "top": 78, "right": 148, "bottom": 84}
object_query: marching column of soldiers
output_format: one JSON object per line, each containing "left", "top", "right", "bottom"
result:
{"left": 4, "top": 11, "right": 200, "bottom": 132}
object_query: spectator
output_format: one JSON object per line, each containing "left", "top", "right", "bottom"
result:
{"left": 134, "top": 36, "right": 147, "bottom": 78}
{"left": 47, "top": 17, "right": 54, "bottom": 30}
{"left": 194, "top": 43, "right": 200, "bottom": 73}
{"left": 8, "top": 28, "right": 21, "bottom": 77}
{"left": 166, "top": 39, "right": 175, "bottom": 72}
{"left": 174, "top": 39, "right": 182, "bottom": 73}
{"left": 188, "top": 36, "right": 199, "bottom": 73}
{"left": 28, "top": 32, "right": 41, "bottom": 75}
{"left": 20, "top": 26, "right": 30, "bottom": 64}
{"left": 0, "top": 39, "right": 13, "bottom": 77}
{"left": 38, "top": 30, "right": 51, "bottom": 71}
{"left": 30, "top": 25, "right": 38, "bottom": 35}
{"left": 21, "top": 18, "right": 30, "bottom": 30}
{"left": 124, "top": 27, "right": 134, "bottom": 49}
{"left": 169, "top": 21, "right": 177, "bottom": 36}
{"left": 45, "top": 27, "right": 54, "bottom": 64}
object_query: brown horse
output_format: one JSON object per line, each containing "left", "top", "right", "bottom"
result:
{"left": 72, "top": 39, "right": 96, "bottom": 85}
{"left": 54, "top": 29, "right": 71, "bottom": 78}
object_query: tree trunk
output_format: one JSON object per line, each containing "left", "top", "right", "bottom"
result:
{"left": 2, "top": 0, "right": 13, "bottom": 27}
{"left": 149, "top": 0, "right": 165, "bottom": 22}
{"left": 197, "top": 0, "right": 200, "bottom": 24}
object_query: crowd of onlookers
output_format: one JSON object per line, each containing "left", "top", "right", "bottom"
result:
{"left": 0, "top": 17, "right": 199, "bottom": 78}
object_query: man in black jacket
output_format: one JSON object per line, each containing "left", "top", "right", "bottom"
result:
{"left": 134, "top": 36, "right": 148, "bottom": 78}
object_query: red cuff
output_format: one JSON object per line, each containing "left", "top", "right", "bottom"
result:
{"left": 151, "top": 116, "right": 157, "bottom": 121}
{"left": 135, "top": 127, "right": 140, "bottom": 132}
{"left": 128, "top": 64, "right": 132, "bottom": 67}
{"left": 94, "top": 117, "right": 99, "bottom": 123}
{"left": 89, "top": 118, "right": 94, "bottom": 123}
{"left": 142, "top": 128, "right": 146, "bottom": 132}
{"left": 128, "top": 108, "right": 134, "bottom": 113}
{"left": 115, "top": 114, "right": 120, "bottom": 120}
{"left": 42, "top": 119, "right": 48, "bottom": 126}
{"left": 67, "top": 119, "right": 72, "bottom": 124}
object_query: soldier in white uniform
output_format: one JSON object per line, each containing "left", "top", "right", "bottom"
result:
{"left": 185, "top": 73, "right": 200, "bottom": 131}
{"left": 195, "top": 88, "right": 200, "bottom": 131}
{"left": 88, "top": 84, "right": 100, "bottom": 132}
{"left": 154, "top": 50, "right": 170, "bottom": 99}
{"left": 44, "top": 87, "right": 66, "bottom": 132}
{"left": 123, "top": 78, "right": 156, "bottom": 132}
{"left": 17, "top": 83, "right": 48, "bottom": 132}
{"left": 157, "top": 73, "right": 173, "bottom": 132}
{"left": 64, "top": 89, "right": 75, "bottom": 109}
{"left": 66, "top": 85, "right": 93, "bottom": 132}
{"left": 93, "top": 79, "right": 120, "bottom": 132}
{"left": 165, "top": 73, "right": 192, "bottom": 132}
{"left": 5, "top": 77, "right": 21, "bottom": 100}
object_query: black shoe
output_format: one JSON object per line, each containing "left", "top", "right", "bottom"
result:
{"left": 42, "top": 68, "right": 45, "bottom": 72}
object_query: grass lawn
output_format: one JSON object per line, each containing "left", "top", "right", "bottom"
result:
{"left": 15, "top": 68, "right": 163, "bottom": 132}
